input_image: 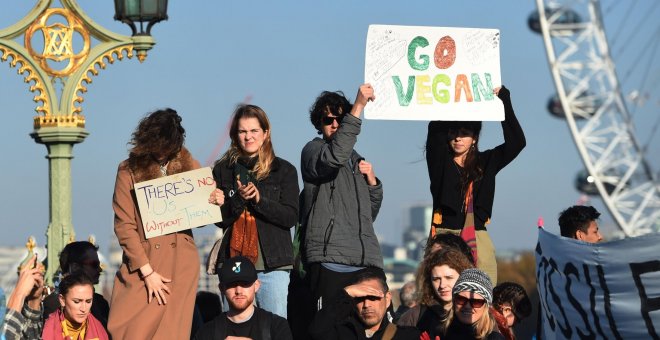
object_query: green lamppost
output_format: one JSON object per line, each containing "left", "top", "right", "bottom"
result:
{"left": 0, "top": 0, "right": 167, "bottom": 285}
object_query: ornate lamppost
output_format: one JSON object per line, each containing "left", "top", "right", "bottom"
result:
{"left": 0, "top": 0, "right": 167, "bottom": 284}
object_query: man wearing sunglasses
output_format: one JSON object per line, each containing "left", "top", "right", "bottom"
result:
{"left": 300, "top": 83, "right": 385, "bottom": 318}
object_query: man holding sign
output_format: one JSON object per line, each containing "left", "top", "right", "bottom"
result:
{"left": 108, "top": 108, "right": 201, "bottom": 340}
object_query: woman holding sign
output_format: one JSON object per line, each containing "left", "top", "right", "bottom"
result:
{"left": 208, "top": 104, "right": 299, "bottom": 318}
{"left": 108, "top": 108, "right": 200, "bottom": 339}
{"left": 426, "top": 86, "right": 525, "bottom": 285}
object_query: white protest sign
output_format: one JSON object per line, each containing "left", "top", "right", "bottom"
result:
{"left": 135, "top": 167, "right": 222, "bottom": 239}
{"left": 364, "top": 25, "right": 503, "bottom": 121}
{"left": 536, "top": 227, "right": 660, "bottom": 339}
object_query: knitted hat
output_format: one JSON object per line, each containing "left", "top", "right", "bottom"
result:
{"left": 452, "top": 268, "right": 493, "bottom": 304}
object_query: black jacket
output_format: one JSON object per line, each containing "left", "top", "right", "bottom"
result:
{"left": 309, "top": 290, "right": 421, "bottom": 340}
{"left": 213, "top": 157, "right": 299, "bottom": 269}
{"left": 193, "top": 307, "right": 292, "bottom": 340}
{"left": 444, "top": 318, "right": 505, "bottom": 340}
{"left": 426, "top": 87, "right": 526, "bottom": 230}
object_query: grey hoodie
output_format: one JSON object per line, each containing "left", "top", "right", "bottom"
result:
{"left": 300, "top": 114, "right": 384, "bottom": 268}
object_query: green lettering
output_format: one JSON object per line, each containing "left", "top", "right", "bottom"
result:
{"left": 432, "top": 74, "right": 451, "bottom": 103}
{"left": 407, "top": 36, "right": 429, "bottom": 71}
{"left": 392, "top": 75, "right": 415, "bottom": 106}
{"left": 471, "top": 73, "right": 494, "bottom": 102}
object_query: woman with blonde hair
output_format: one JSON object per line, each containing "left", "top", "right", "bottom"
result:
{"left": 397, "top": 248, "right": 473, "bottom": 339}
{"left": 208, "top": 104, "right": 299, "bottom": 318}
{"left": 442, "top": 268, "right": 503, "bottom": 340}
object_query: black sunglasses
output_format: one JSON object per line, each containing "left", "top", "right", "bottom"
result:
{"left": 454, "top": 294, "right": 486, "bottom": 308}
{"left": 321, "top": 115, "right": 344, "bottom": 126}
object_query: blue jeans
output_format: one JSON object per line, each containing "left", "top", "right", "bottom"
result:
{"left": 222, "top": 270, "right": 289, "bottom": 319}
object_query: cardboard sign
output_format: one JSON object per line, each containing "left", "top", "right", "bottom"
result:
{"left": 364, "top": 25, "right": 503, "bottom": 121}
{"left": 135, "top": 167, "right": 222, "bottom": 239}
{"left": 536, "top": 228, "right": 660, "bottom": 339}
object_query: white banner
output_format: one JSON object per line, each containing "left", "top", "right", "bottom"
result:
{"left": 364, "top": 25, "right": 503, "bottom": 121}
{"left": 135, "top": 167, "right": 222, "bottom": 239}
{"left": 536, "top": 227, "right": 660, "bottom": 339}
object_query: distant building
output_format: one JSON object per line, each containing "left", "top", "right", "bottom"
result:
{"left": 402, "top": 204, "right": 433, "bottom": 261}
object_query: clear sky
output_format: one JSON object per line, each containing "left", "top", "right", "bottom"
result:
{"left": 1, "top": 1, "right": 658, "bottom": 255}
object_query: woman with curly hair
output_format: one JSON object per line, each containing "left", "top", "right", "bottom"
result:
{"left": 426, "top": 86, "right": 526, "bottom": 284}
{"left": 207, "top": 104, "right": 299, "bottom": 318}
{"left": 397, "top": 248, "right": 473, "bottom": 339}
{"left": 108, "top": 108, "right": 200, "bottom": 339}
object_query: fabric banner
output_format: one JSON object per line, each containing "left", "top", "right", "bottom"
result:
{"left": 536, "top": 227, "right": 660, "bottom": 339}
{"left": 364, "top": 24, "right": 503, "bottom": 121}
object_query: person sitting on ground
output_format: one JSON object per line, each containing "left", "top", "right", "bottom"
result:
{"left": 193, "top": 256, "right": 292, "bottom": 340}
{"left": 310, "top": 267, "right": 420, "bottom": 340}
{"left": 423, "top": 232, "right": 475, "bottom": 264}
{"left": 490, "top": 282, "right": 532, "bottom": 340}
{"left": 558, "top": 205, "right": 603, "bottom": 243}
{"left": 441, "top": 268, "right": 504, "bottom": 340}
{"left": 2, "top": 254, "right": 45, "bottom": 340}
{"left": 42, "top": 271, "right": 108, "bottom": 340}
{"left": 393, "top": 281, "right": 417, "bottom": 323}
{"left": 397, "top": 248, "right": 473, "bottom": 338}
{"left": 43, "top": 241, "right": 109, "bottom": 328}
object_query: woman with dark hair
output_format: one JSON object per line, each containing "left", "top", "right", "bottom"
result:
{"left": 208, "top": 104, "right": 299, "bottom": 318}
{"left": 107, "top": 108, "right": 200, "bottom": 339}
{"left": 491, "top": 282, "right": 532, "bottom": 340}
{"left": 426, "top": 86, "right": 525, "bottom": 284}
{"left": 397, "top": 248, "right": 473, "bottom": 338}
{"left": 42, "top": 272, "right": 108, "bottom": 340}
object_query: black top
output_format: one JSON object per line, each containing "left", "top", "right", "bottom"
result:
{"left": 193, "top": 307, "right": 292, "bottom": 340}
{"left": 444, "top": 318, "right": 505, "bottom": 340}
{"left": 309, "top": 290, "right": 421, "bottom": 340}
{"left": 213, "top": 157, "right": 300, "bottom": 269}
{"left": 426, "top": 87, "right": 526, "bottom": 230}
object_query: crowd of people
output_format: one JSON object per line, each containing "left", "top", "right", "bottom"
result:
{"left": 0, "top": 83, "right": 606, "bottom": 339}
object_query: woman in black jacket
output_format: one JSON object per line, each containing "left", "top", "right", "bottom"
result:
{"left": 208, "top": 104, "right": 299, "bottom": 318}
{"left": 426, "top": 86, "right": 525, "bottom": 284}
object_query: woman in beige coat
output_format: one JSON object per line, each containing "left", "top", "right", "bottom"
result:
{"left": 108, "top": 108, "right": 200, "bottom": 339}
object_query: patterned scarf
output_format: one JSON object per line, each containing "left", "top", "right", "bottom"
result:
{"left": 459, "top": 182, "right": 478, "bottom": 264}
{"left": 42, "top": 308, "right": 108, "bottom": 340}
{"left": 229, "top": 209, "right": 259, "bottom": 264}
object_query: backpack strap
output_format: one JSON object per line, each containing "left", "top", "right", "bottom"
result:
{"left": 382, "top": 322, "right": 398, "bottom": 340}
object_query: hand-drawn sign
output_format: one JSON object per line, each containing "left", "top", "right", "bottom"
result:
{"left": 365, "top": 25, "right": 503, "bottom": 121}
{"left": 135, "top": 167, "right": 222, "bottom": 239}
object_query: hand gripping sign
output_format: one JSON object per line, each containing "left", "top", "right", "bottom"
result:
{"left": 365, "top": 24, "right": 503, "bottom": 121}
{"left": 135, "top": 167, "right": 222, "bottom": 239}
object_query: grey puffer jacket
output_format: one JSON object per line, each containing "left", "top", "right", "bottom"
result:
{"left": 300, "top": 114, "right": 384, "bottom": 268}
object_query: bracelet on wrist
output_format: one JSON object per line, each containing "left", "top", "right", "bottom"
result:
{"left": 142, "top": 270, "right": 154, "bottom": 279}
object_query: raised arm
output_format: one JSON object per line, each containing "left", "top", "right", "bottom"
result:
{"left": 492, "top": 86, "right": 526, "bottom": 170}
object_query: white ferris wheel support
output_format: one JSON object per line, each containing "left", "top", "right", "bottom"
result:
{"left": 535, "top": 0, "right": 660, "bottom": 236}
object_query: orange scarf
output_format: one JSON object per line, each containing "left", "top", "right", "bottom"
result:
{"left": 229, "top": 209, "right": 259, "bottom": 264}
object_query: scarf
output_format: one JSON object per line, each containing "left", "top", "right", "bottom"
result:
{"left": 430, "top": 182, "right": 478, "bottom": 264}
{"left": 229, "top": 156, "right": 260, "bottom": 264}
{"left": 43, "top": 309, "right": 109, "bottom": 340}
{"left": 490, "top": 307, "right": 514, "bottom": 340}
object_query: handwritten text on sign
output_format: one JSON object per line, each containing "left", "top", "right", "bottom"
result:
{"left": 135, "top": 167, "right": 222, "bottom": 239}
{"left": 365, "top": 25, "right": 503, "bottom": 121}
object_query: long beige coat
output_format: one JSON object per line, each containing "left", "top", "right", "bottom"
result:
{"left": 108, "top": 150, "right": 200, "bottom": 339}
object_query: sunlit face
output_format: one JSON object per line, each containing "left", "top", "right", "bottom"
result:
{"left": 499, "top": 303, "right": 516, "bottom": 327}
{"left": 576, "top": 221, "right": 603, "bottom": 243}
{"left": 431, "top": 265, "right": 460, "bottom": 304}
{"left": 237, "top": 117, "right": 268, "bottom": 157}
{"left": 449, "top": 136, "right": 475, "bottom": 157}
{"left": 321, "top": 109, "right": 344, "bottom": 140}
{"left": 222, "top": 280, "right": 260, "bottom": 312}
{"left": 454, "top": 291, "right": 487, "bottom": 325}
{"left": 58, "top": 284, "right": 94, "bottom": 326}
{"left": 354, "top": 278, "right": 391, "bottom": 333}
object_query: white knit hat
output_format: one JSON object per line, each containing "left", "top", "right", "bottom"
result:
{"left": 452, "top": 268, "right": 493, "bottom": 304}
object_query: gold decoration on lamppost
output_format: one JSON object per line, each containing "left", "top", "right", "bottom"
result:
{"left": 0, "top": 46, "right": 51, "bottom": 116}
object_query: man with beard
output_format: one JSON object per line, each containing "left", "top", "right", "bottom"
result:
{"left": 193, "top": 256, "right": 292, "bottom": 340}
{"left": 309, "top": 268, "right": 420, "bottom": 340}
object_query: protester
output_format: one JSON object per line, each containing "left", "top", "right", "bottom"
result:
{"left": 424, "top": 232, "right": 475, "bottom": 264}
{"left": 42, "top": 271, "right": 108, "bottom": 340}
{"left": 108, "top": 108, "right": 200, "bottom": 339}
{"left": 43, "top": 241, "right": 109, "bottom": 329}
{"left": 558, "top": 205, "right": 603, "bottom": 243}
{"left": 491, "top": 282, "right": 532, "bottom": 340}
{"left": 300, "top": 84, "right": 384, "bottom": 313}
{"left": 441, "top": 268, "right": 503, "bottom": 340}
{"left": 309, "top": 268, "right": 420, "bottom": 340}
{"left": 397, "top": 248, "right": 473, "bottom": 338}
{"left": 193, "top": 256, "right": 292, "bottom": 339}
{"left": 2, "top": 254, "right": 45, "bottom": 340}
{"left": 426, "top": 86, "right": 526, "bottom": 284}
{"left": 393, "top": 281, "right": 417, "bottom": 323}
{"left": 208, "top": 104, "right": 299, "bottom": 318}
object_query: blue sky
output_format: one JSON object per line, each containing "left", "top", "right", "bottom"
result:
{"left": 1, "top": 1, "right": 658, "bottom": 254}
